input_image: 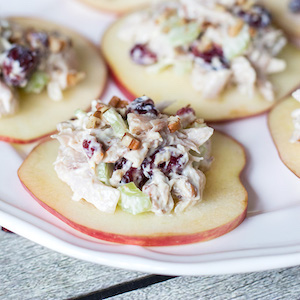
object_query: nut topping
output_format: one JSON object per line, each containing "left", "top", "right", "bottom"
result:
{"left": 121, "top": 133, "right": 141, "bottom": 150}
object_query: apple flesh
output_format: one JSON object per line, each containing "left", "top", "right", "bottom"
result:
{"left": 261, "top": 0, "right": 300, "bottom": 47}
{"left": 0, "top": 18, "right": 107, "bottom": 144}
{"left": 269, "top": 97, "right": 300, "bottom": 178}
{"left": 102, "top": 14, "right": 300, "bottom": 122}
{"left": 18, "top": 131, "right": 247, "bottom": 246}
{"left": 78, "top": 0, "right": 161, "bottom": 14}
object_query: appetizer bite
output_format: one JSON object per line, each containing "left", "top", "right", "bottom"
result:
{"left": 18, "top": 96, "right": 247, "bottom": 246}
{"left": 269, "top": 89, "right": 300, "bottom": 177}
{"left": 102, "top": 0, "right": 300, "bottom": 121}
{"left": 78, "top": 0, "right": 163, "bottom": 14}
{"left": 261, "top": 0, "right": 300, "bottom": 47}
{"left": 0, "top": 18, "right": 107, "bottom": 143}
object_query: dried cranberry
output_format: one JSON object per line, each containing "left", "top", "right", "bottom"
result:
{"left": 235, "top": 5, "right": 271, "bottom": 28}
{"left": 122, "top": 167, "right": 147, "bottom": 189}
{"left": 176, "top": 106, "right": 196, "bottom": 116}
{"left": 191, "top": 44, "right": 228, "bottom": 68}
{"left": 2, "top": 45, "right": 39, "bottom": 86}
{"left": 82, "top": 138, "right": 100, "bottom": 159}
{"left": 127, "top": 96, "right": 158, "bottom": 116}
{"left": 113, "top": 158, "right": 128, "bottom": 171}
{"left": 159, "top": 154, "right": 184, "bottom": 175}
{"left": 289, "top": 0, "right": 300, "bottom": 12}
{"left": 130, "top": 44, "right": 157, "bottom": 65}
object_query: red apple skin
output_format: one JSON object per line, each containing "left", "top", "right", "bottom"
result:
{"left": 0, "top": 17, "right": 107, "bottom": 144}
{"left": 19, "top": 179, "right": 247, "bottom": 246}
{"left": 17, "top": 132, "right": 248, "bottom": 247}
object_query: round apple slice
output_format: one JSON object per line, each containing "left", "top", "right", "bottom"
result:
{"left": 261, "top": 0, "right": 300, "bottom": 47}
{"left": 78, "top": 0, "right": 160, "bottom": 14}
{"left": 18, "top": 131, "right": 247, "bottom": 246}
{"left": 269, "top": 97, "right": 300, "bottom": 177}
{"left": 102, "top": 15, "right": 300, "bottom": 122}
{"left": 0, "top": 18, "right": 107, "bottom": 144}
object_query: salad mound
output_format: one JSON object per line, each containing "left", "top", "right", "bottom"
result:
{"left": 102, "top": 0, "right": 300, "bottom": 121}
{"left": 119, "top": 0, "right": 287, "bottom": 101}
{"left": 0, "top": 17, "right": 107, "bottom": 143}
{"left": 18, "top": 97, "right": 247, "bottom": 246}
{"left": 0, "top": 19, "right": 85, "bottom": 118}
{"left": 269, "top": 90, "right": 300, "bottom": 178}
{"left": 53, "top": 96, "right": 214, "bottom": 215}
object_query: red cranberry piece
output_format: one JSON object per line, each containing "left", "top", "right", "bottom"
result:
{"left": 235, "top": 5, "right": 271, "bottom": 28}
{"left": 289, "top": 0, "right": 300, "bottom": 12}
{"left": 122, "top": 167, "right": 147, "bottom": 189}
{"left": 113, "top": 158, "right": 128, "bottom": 171}
{"left": 176, "top": 106, "right": 196, "bottom": 116}
{"left": 130, "top": 44, "right": 157, "bottom": 65}
{"left": 159, "top": 154, "right": 184, "bottom": 175}
{"left": 127, "top": 96, "right": 158, "bottom": 116}
{"left": 82, "top": 138, "right": 101, "bottom": 159}
{"left": 2, "top": 45, "right": 39, "bottom": 86}
{"left": 191, "top": 44, "right": 228, "bottom": 68}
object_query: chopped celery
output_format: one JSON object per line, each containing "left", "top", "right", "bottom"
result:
{"left": 74, "top": 108, "right": 87, "bottom": 119}
{"left": 103, "top": 108, "right": 128, "bottom": 138}
{"left": 223, "top": 26, "right": 251, "bottom": 61}
{"left": 167, "top": 22, "right": 201, "bottom": 47}
{"left": 118, "top": 182, "right": 151, "bottom": 215}
{"left": 24, "top": 71, "right": 49, "bottom": 94}
{"left": 96, "top": 163, "right": 113, "bottom": 185}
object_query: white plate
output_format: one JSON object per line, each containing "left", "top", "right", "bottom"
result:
{"left": 1, "top": 0, "right": 300, "bottom": 276}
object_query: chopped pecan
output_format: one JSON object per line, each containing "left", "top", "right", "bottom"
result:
{"left": 228, "top": 19, "right": 244, "bottom": 37}
{"left": 67, "top": 71, "right": 85, "bottom": 87}
{"left": 121, "top": 133, "right": 141, "bottom": 150}
{"left": 49, "top": 35, "right": 66, "bottom": 53}
{"left": 96, "top": 103, "right": 109, "bottom": 114}
{"left": 168, "top": 116, "right": 181, "bottom": 133}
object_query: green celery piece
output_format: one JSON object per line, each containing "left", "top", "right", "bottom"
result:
{"left": 223, "top": 26, "right": 251, "bottom": 61}
{"left": 167, "top": 22, "right": 201, "bottom": 47}
{"left": 24, "top": 71, "right": 49, "bottom": 93}
{"left": 103, "top": 108, "right": 128, "bottom": 138}
{"left": 118, "top": 182, "right": 151, "bottom": 215}
{"left": 96, "top": 163, "right": 113, "bottom": 185}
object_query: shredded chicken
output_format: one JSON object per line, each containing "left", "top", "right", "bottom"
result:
{"left": 53, "top": 96, "right": 214, "bottom": 215}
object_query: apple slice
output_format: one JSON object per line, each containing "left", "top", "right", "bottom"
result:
{"left": 78, "top": 0, "right": 159, "bottom": 14}
{"left": 18, "top": 131, "right": 247, "bottom": 246}
{"left": 102, "top": 14, "right": 300, "bottom": 122}
{"left": 261, "top": 0, "right": 300, "bottom": 47}
{"left": 269, "top": 97, "right": 300, "bottom": 177}
{"left": 0, "top": 18, "right": 107, "bottom": 144}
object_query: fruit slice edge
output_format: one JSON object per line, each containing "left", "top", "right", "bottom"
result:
{"left": 18, "top": 131, "right": 248, "bottom": 246}
{"left": 0, "top": 17, "right": 107, "bottom": 144}
{"left": 102, "top": 13, "right": 300, "bottom": 121}
{"left": 269, "top": 97, "right": 300, "bottom": 178}
{"left": 261, "top": 0, "right": 300, "bottom": 42}
{"left": 78, "top": 0, "right": 157, "bottom": 14}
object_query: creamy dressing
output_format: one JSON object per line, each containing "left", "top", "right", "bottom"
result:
{"left": 119, "top": 0, "right": 287, "bottom": 100}
{"left": 53, "top": 96, "right": 214, "bottom": 215}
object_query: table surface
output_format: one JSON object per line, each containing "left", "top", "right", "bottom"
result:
{"left": 2, "top": 230, "right": 300, "bottom": 299}
{"left": 1, "top": 0, "right": 300, "bottom": 299}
